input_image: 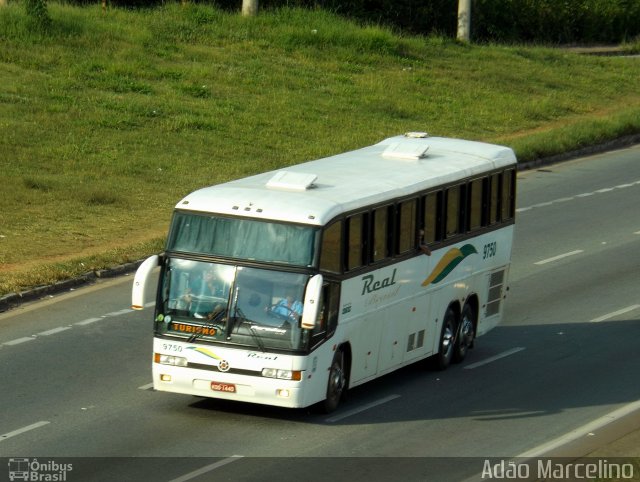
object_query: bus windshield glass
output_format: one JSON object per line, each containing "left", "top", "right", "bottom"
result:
{"left": 166, "top": 212, "right": 319, "bottom": 267}
{"left": 156, "top": 258, "right": 311, "bottom": 352}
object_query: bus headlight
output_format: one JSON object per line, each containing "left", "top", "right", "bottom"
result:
{"left": 277, "top": 369, "right": 302, "bottom": 381}
{"left": 154, "top": 353, "right": 188, "bottom": 367}
{"left": 262, "top": 368, "right": 302, "bottom": 381}
{"left": 262, "top": 368, "right": 278, "bottom": 378}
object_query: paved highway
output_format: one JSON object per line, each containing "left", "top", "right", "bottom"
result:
{"left": 1, "top": 145, "right": 639, "bottom": 481}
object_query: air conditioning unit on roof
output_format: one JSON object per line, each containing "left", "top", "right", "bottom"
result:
{"left": 266, "top": 171, "right": 317, "bottom": 191}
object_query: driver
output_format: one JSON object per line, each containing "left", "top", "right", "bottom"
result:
{"left": 270, "top": 293, "right": 303, "bottom": 321}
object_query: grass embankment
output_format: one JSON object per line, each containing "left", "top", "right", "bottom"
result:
{"left": 1, "top": 3, "right": 640, "bottom": 296}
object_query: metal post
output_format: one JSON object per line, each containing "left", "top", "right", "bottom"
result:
{"left": 457, "top": 0, "right": 471, "bottom": 42}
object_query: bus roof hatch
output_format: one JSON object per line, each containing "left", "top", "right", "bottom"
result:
{"left": 382, "top": 141, "right": 430, "bottom": 161}
{"left": 266, "top": 171, "right": 318, "bottom": 191}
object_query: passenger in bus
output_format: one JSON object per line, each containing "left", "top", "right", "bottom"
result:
{"left": 179, "top": 265, "right": 225, "bottom": 317}
{"left": 418, "top": 229, "right": 432, "bottom": 255}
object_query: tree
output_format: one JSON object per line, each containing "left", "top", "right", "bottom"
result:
{"left": 242, "top": 0, "right": 258, "bottom": 16}
{"left": 457, "top": 0, "right": 471, "bottom": 42}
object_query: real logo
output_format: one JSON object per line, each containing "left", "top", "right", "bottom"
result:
{"left": 361, "top": 269, "right": 397, "bottom": 296}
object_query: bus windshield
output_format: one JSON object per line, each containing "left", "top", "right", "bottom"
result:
{"left": 166, "top": 212, "right": 320, "bottom": 267}
{"left": 156, "top": 258, "right": 311, "bottom": 351}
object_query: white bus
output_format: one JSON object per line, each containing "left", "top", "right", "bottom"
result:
{"left": 132, "top": 132, "right": 516, "bottom": 412}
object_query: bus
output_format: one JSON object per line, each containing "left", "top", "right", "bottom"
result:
{"left": 131, "top": 132, "right": 516, "bottom": 413}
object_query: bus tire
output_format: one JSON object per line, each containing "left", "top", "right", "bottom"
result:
{"left": 453, "top": 303, "right": 476, "bottom": 363}
{"left": 322, "top": 349, "right": 346, "bottom": 413}
{"left": 435, "top": 307, "right": 457, "bottom": 370}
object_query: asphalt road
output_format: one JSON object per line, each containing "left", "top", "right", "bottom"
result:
{"left": 1, "top": 145, "right": 639, "bottom": 482}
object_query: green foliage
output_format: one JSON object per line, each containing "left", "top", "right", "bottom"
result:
{"left": 0, "top": 3, "right": 639, "bottom": 295}
{"left": 25, "top": 0, "right": 51, "bottom": 30}
{"left": 473, "top": 0, "right": 640, "bottom": 44}
{"left": 214, "top": 0, "right": 640, "bottom": 43}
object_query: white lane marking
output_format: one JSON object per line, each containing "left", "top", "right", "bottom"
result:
{"left": 37, "top": 326, "right": 72, "bottom": 336}
{"left": 534, "top": 250, "right": 583, "bottom": 265}
{"left": 461, "top": 398, "right": 640, "bottom": 482}
{"left": 464, "top": 347, "right": 526, "bottom": 370}
{"left": 0, "top": 421, "right": 50, "bottom": 442}
{"left": 325, "top": 394, "right": 401, "bottom": 423}
{"left": 3, "top": 305, "right": 138, "bottom": 346}
{"left": 138, "top": 383, "right": 154, "bottom": 390}
{"left": 516, "top": 178, "right": 640, "bottom": 213}
{"left": 168, "top": 455, "right": 244, "bottom": 482}
{"left": 517, "top": 398, "right": 640, "bottom": 458}
{"left": 4, "top": 337, "right": 36, "bottom": 346}
{"left": 591, "top": 304, "right": 640, "bottom": 323}
{"left": 74, "top": 317, "right": 102, "bottom": 326}
{"left": 104, "top": 308, "right": 134, "bottom": 317}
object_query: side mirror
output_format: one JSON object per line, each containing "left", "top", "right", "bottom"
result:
{"left": 131, "top": 255, "right": 159, "bottom": 310}
{"left": 301, "top": 274, "right": 323, "bottom": 330}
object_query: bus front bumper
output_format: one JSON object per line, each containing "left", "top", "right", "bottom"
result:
{"left": 152, "top": 364, "right": 307, "bottom": 409}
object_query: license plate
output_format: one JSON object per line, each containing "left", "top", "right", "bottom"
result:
{"left": 211, "top": 381, "right": 236, "bottom": 393}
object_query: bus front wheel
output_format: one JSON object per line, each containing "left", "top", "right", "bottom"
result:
{"left": 435, "top": 307, "right": 457, "bottom": 370}
{"left": 323, "top": 349, "right": 346, "bottom": 413}
{"left": 454, "top": 303, "right": 476, "bottom": 363}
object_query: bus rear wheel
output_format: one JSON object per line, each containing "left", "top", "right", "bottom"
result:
{"left": 323, "top": 349, "right": 346, "bottom": 413}
{"left": 435, "top": 307, "right": 457, "bottom": 370}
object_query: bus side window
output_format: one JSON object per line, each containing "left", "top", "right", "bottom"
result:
{"left": 320, "top": 221, "right": 342, "bottom": 273}
{"left": 310, "top": 282, "right": 340, "bottom": 348}
{"left": 372, "top": 205, "right": 390, "bottom": 262}
{"left": 489, "top": 173, "right": 500, "bottom": 225}
{"left": 421, "top": 191, "right": 442, "bottom": 244}
{"left": 468, "top": 178, "right": 485, "bottom": 231}
{"left": 324, "top": 282, "right": 340, "bottom": 337}
{"left": 397, "top": 198, "right": 417, "bottom": 254}
{"left": 445, "top": 185, "right": 461, "bottom": 238}
{"left": 501, "top": 169, "right": 516, "bottom": 221}
{"left": 347, "top": 213, "right": 366, "bottom": 271}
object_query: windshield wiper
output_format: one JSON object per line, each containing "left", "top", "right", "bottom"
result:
{"left": 230, "top": 303, "right": 265, "bottom": 350}
{"left": 248, "top": 323, "right": 266, "bottom": 352}
{"left": 227, "top": 288, "right": 265, "bottom": 352}
{"left": 226, "top": 287, "right": 243, "bottom": 340}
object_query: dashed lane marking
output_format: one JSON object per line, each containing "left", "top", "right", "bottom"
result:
{"left": 37, "top": 326, "right": 72, "bottom": 336}
{"left": 534, "top": 250, "right": 584, "bottom": 265}
{"left": 168, "top": 456, "right": 244, "bottom": 482}
{"left": 0, "top": 421, "right": 50, "bottom": 442}
{"left": 74, "top": 317, "right": 102, "bottom": 326}
{"left": 3, "top": 337, "right": 36, "bottom": 346}
{"left": 325, "top": 394, "right": 401, "bottom": 423}
{"left": 517, "top": 179, "right": 640, "bottom": 213}
{"left": 1, "top": 303, "right": 154, "bottom": 347}
{"left": 591, "top": 304, "right": 640, "bottom": 323}
{"left": 464, "top": 347, "right": 526, "bottom": 370}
